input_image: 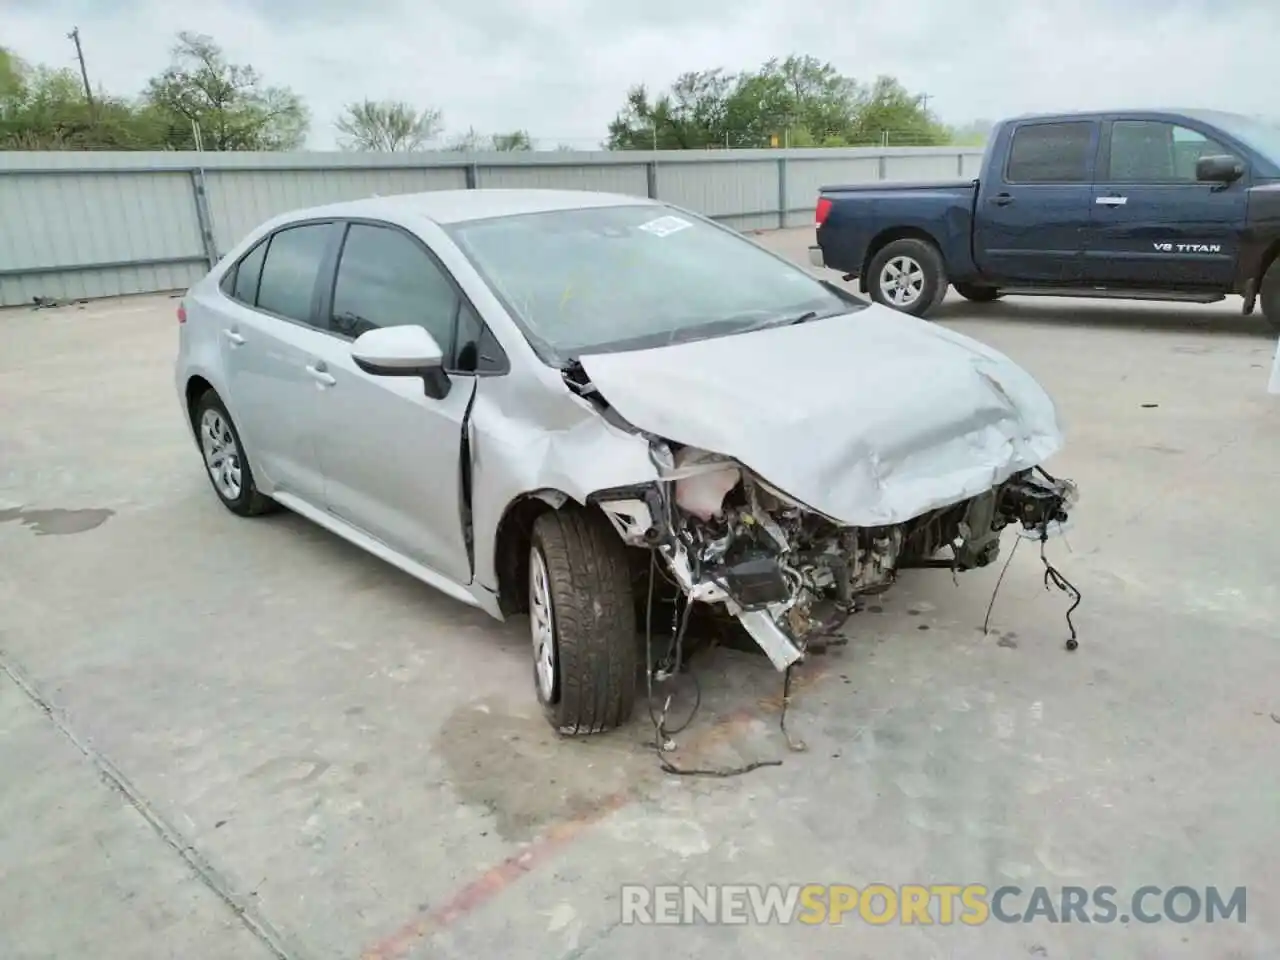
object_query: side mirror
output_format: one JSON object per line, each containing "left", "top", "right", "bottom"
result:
{"left": 351, "top": 325, "right": 451, "bottom": 399}
{"left": 1195, "top": 154, "right": 1244, "bottom": 184}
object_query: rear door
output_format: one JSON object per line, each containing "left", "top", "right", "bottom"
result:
{"left": 1083, "top": 117, "right": 1247, "bottom": 288}
{"left": 306, "top": 220, "right": 497, "bottom": 584}
{"left": 217, "top": 221, "right": 339, "bottom": 506}
{"left": 973, "top": 119, "right": 1098, "bottom": 283}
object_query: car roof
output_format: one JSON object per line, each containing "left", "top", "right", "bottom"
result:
{"left": 279, "top": 188, "right": 661, "bottom": 226}
{"left": 1002, "top": 108, "right": 1254, "bottom": 125}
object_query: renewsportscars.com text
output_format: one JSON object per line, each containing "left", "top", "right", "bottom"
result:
{"left": 620, "top": 884, "right": 1247, "bottom": 926}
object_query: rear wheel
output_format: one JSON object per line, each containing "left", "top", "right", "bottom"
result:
{"left": 193, "top": 390, "right": 275, "bottom": 517}
{"left": 529, "top": 508, "right": 637, "bottom": 735}
{"left": 1260, "top": 259, "right": 1280, "bottom": 334}
{"left": 868, "top": 239, "right": 947, "bottom": 317}
{"left": 954, "top": 282, "right": 1003, "bottom": 303}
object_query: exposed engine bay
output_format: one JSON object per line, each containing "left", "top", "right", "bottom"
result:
{"left": 593, "top": 441, "right": 1078, "bottom": 670}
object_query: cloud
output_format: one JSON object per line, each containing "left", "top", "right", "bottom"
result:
{"left": 4, "top": 0, "right": 1276, "bottom": 149}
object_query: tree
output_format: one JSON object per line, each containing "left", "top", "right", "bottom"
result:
{"left": 950, "top": 118, "right": 994, "bottom": 147}
{"left": 144, "top": 32, "right": 309, "bottom": 150}
{"left": 490, "top": 129, "right": 532, "bottom": 151}
{"left": 0, "top": 47, "right": 23, "bottom": 102}
{"left": 335, "top": 99, "right": 441, "bottom": 151}
{"left": 606, "top": 70, "right": 736, "bottom": 149}
{"left": 606, "top": 54, "right": 945, "bottom": 150}
{"left": 0, "top": 51, "right": 165, "bottom": 150}
{"left": 846, "top": 76, "right": 950, "bottom": 146}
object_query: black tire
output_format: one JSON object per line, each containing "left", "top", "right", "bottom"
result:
{"left": 867, "top": 238, "right": 948, "bottom": 317}
{"left": 192, "top": 390, "right": 275, "bottom": 517}
{"left": 529, "top": 508, "right": 638, "bottom": 735}
{"left": 954, "top": 282, "right": 1003, "bottom": 303}
{"left": 1260, "top": 259, "right": 1280, "bottom": 334}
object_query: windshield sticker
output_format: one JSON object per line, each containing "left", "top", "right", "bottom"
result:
{"left": 638, "top": 215, "right": 693, "bottom": 238}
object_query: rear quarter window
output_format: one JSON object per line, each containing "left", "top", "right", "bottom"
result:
{"left": 222, "top": 238, "right": 269, "bottom": 305}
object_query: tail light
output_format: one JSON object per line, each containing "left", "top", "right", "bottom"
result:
{"left": 177, "top": 302, "right": 187, "bottom": 324}
{"left": 815, "top": 197, "right": 833, "bottom": 228}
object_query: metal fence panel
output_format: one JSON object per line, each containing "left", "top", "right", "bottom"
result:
{"left": 0, "top": 147, "right": 983, "bottom": 307}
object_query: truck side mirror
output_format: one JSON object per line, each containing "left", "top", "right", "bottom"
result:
{"left": 1195, "top": 154, "right": 1244, "bottom": 184}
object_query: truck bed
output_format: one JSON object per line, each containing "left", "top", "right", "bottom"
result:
{"left": 819, "top": 179, "right": 976, "bottom": 194}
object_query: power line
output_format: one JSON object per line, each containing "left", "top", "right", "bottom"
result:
{"left": 66, "top": 26, "right": 94, "bottom": 116}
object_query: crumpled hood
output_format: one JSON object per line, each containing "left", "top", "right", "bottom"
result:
{"left": 578, "top": 303, "right": 1064, "bottom": 527}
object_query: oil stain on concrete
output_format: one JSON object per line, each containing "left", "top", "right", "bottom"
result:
{"left": 435, "top": 695, "right": 657, "bottom": 842}
{"left": 0, "top": 506, "right": 114, "bottom": 536}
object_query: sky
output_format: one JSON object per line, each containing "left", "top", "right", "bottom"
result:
{"left": 4, "top": 0, "right": 1277, "bottom": 150}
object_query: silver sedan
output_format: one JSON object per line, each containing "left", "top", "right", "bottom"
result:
{"left": 175, "top": 189, "right": 1077, "bottom": 735}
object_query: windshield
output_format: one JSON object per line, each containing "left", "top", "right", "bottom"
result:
{"left": 445, "top": 204, "right": 859, "bottom": 362}
{"left": 1192, "top": 110, "right": 1280, "bottom": 169}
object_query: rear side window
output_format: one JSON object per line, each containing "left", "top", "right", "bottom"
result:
{"left": 256, "top": 223, "right": 332, "bottom": 323}
{"left": 1006, "top": 122, "right": 1094, "bottom": 183}
{"left": 229, "top": 239, "right": 268, "bottom": 305}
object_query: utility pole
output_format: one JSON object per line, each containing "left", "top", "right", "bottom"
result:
{"left": 918, "top": 93, "right": 933, "bottom": 113}
{"left": 67, "top": 27, "right": 95, "bottom": 116}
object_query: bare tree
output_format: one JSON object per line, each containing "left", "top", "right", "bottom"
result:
{"left": 443, "top": 125, "right": 486, "bottom": 152}
{"left": 335, "top": 99, "right": 442, "bottom": 151}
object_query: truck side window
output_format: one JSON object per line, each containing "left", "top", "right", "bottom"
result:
{"left": 1006, "top": 122, "right": 1094, "bottom": 184}
{"left": 1107, "top": 121, "right": 1233, "bottom": 182}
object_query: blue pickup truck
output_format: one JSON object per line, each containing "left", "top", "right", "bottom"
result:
{"left": 810, "top": 109, "right": 1280, "bottom": 330}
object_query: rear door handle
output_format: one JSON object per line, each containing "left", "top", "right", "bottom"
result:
{"left": 223, "top": 329, "right": 246, "bottom": 346}
{"left": 306, "top": 363, "right": 336, "bottom": 387}
{"left": 1095, "top": 195, "right": 1128, "bottom": 206}
{"left": 991, "top": 194, "right": 1014, "bottom": 207}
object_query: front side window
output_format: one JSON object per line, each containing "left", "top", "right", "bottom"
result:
{"left": 1107, "top": 120, "right": 1234, "bottom": 182}
{"left": 446, "top": 205, "right": 857, "bottom": 361}
{"left": 255, "top": 223, "right": 332, "bottom": 323}
{"left": 330, "top": 224, "right": 459, "bottom": 352}
{"left": 1006, "top": 122, "right": 1095, "bottom": 183}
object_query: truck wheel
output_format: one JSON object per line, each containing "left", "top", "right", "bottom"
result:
{"left": 529, "top": 508, "right": 638, "bottom": 735}
{"left": 1261, "top": 260, "right": 1280, "bottom": 333}
{"left": 954, "top": 283, "right": 1003, "bottom": 303}
{"left": 868, "top": 239, "right": 947, "bottom": 317}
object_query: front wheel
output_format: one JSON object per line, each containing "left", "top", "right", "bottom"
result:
{"left": 867, "top": 239, "right": 948, "bottom": 317}
{"left": 1260, "top": 259, "right": 1280, "bottom": 334}
{"left": 529, "top": 508, "right": 638, "bottom": 735}
{"left": 954, "top": 282, "right": 1003, "bottom": 303}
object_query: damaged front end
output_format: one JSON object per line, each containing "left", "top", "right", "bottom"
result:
{"left": 593, "top": 441, "right": 1078, "bottom": 670}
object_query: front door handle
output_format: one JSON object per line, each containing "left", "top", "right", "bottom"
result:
{"left": 1095, "top": 195, "right": 1128, "bottom": 206}
{"left": 991, "top": 193, "right": 1015, "bottom": 207}
{"left": 223, "top": 329, "right": 246, "bottom": 346}
{"left": 306, "top": 363, "right": 336, "bottom": 387}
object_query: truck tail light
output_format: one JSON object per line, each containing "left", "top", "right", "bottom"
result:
{"left": 177, "top": 302, "right": 187, "bottom": 324}
{"left": 815, "top": 197, "right": 832, "bottom": 227}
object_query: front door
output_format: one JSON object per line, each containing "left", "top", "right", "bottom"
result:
{"left": 309, "top": 221, "right": 477, "bottom": 584}
{"left": 218, "top": 222, "right": 337, "bottom": 505}
{"left": 1084, "top": 118, "right": 1247, "bottom": 288}
{"left": 973, "top": 119, "right": 1098, "bottom": 283}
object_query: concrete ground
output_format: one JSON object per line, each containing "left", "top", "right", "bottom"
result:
{"left": 2, "top": 227, "right": 1278, "bottom": 960}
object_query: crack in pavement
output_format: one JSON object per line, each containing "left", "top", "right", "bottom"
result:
{"left": 0, "top": 647, "right": 306, "bottom": 960}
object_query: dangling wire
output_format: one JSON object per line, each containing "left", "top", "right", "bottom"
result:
{"left": 644, "top": 549, "right": 781, "bottom": 778}
{"left": 1039, "top": 536, "right": 1082, "bottom": 650}
{"left": 982, "top": 534, "right": 1021, "bottom": 635}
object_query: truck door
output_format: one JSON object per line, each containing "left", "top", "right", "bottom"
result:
{"left": 1083, "top": 118, "right": 1247, "bottom": 289}
{"left": 973, "top": 119, "right": 1097, "bottom": 283}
